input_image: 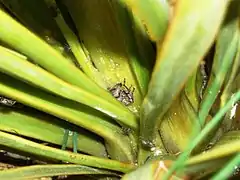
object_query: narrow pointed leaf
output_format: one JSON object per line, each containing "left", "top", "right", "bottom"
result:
{"left": 64, "top": 0, "right": 145, "bottom": 111}
{"left": 199, "top": 2, "right": 240, "bottom": 126}
{"left": 0, "top": 74, "right": 136, "bottom": 162}
{"left": 121, "top": 0, "right": 169, "bottom": 41}
{"left": 159, "top": 93, "right": 200, "bottom": 154}
{"left": 0, "top": 131, "right": 135, "bottom": 173}
{"left": 212, "top": 154, "right": 240, "bottom": 180}
{"left": 0, "top": 46, "right": 137, "bottom": 129}
{"left": 0, "top": 164, "right": 118, "bottom": 180}
{"left": 141, "top": 0, "right": 229, "bottom": 148}
{"left": 0, "top": 9, "right": 125, "bottom": 108}
{"left": 187, "top": 140, "right": 240, "bottom": 167}
{"left": 122, "top": 160, "right": 189, "bottom": 180}
{"left": 164, "top": 91, "right": 240, "bottom": 179}
{"left": 44, "top": 0, "right": 106, "bottom": 87}
{"left": 110, "top": 1, "right": 150, "bottom": 96}
{"left": 0, "top": 107, "right": 107, "bottom": 157}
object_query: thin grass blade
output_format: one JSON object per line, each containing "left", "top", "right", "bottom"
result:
{"left": 140, "top": 0, "right": 229, "bottom": 150}
{"left": 110, "top": 1, "right": 151, "bottom": 97}
{"left": 164, "top": 90, "right": 240, "bottom": 179}
{"left": 0, "top": 164, "right": 118, "bottom": 180}
{"left": 0, "top": 74, "right": 136, "bottom": 162}
{"left": 199, "top": 2, "right": 240, "bottom": 126}
{"left": 0, "top": 106, "right": 107, "bottom": 157}
{"left": 159, "top": 93, "right": 200, "bottom": 154}
{"left": 44, "top": 0, "right": 106, "bottom": 88}
{"left": 64, "top": 0, "right": 149, "bottom": 112}
{"left": 121, "top": 160, "right": 189, "bottom": 180}
{"left": 0, "top": 131, "right": 135, "bottom": 173}
{"left": 0, "top": 46, "right": 137, "bottom": 129}
{"left": 120, "top": 0, "right": 169, "bottom": 41}
{"left": 0, "top": 9, "right": 125, "bottom": 108}
{"left": 212, "top": 153, "right": 240, "bottom": 180}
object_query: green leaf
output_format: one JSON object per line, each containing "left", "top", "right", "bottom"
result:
{"left": 121, "top": 0, "right": 169, "bottom": 41}
{"left": 0, "top": 164, "right": 118, "bottom": 180}
{"left": 130, "top": 13, "right": 156, "bottom": 95}
{"left": 0, "top": 8, "right": 126, "bottom": 109}
{"left": 121, "top": 160, "right": 188, "bottom": 180}
{"left": 0, "top": 74, "right": 136, "bottom": 162}
{"left": 140, "top": 0, "right": 229, "bottom": 149}
{"left": 213, "top": 130, "right": 240, "bottom": 146}
{"left": 199, "top": 1, "right": 240, "bottom": 126}
{"left": 0, "top": 0, "right": 75, "bottom": 64}
{"left": 159, "top": 93, "right": 200, "bottom": 154}
{"left": 221, "top": 40, "right": 240, "bottom": 108}
{"left": 0, "top": 0, "right": 64, "bottom": 41}
{"left": 184, "top": 69, "right": 201, "bottom": 112}
{"left": 110, "top": 1, "right": 151, "bottom": 97}
{"left": 164, "top": 90, "right": 240, "bottom": 179}
{"left": 0, "top": 46, "right": 137, "bottom": 129}
{"left": 64, "top": 0, "right": 147, "bottom": 111}
{"left": 0, "top": 131, "right": 135, "bottom": 173}
{"left": 212, "top": 154, "right": 240, "bottom": 180}
{"left": 187, "top": 140, "right": 240, "bottom": 169}
{"left": 44, "top": 0, "right": 106, "bottom": 87}
{"left": 0, "top": 106, "right": 107, "bottom": 157}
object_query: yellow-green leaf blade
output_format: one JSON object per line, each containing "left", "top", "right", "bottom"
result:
{"left": 0, "top": 131, "right": 135, "bottom": 173}
{"left": 199, "top": 2, "right": 240, "bottom": 126}
{"left": 141, "top": 0, "right": 229, "bottom": 148}
{"left": 0, "top": 74, "right": 136, "bottom": 162}
{"left": 0, "top": 164, "right": 118, "bottom": 180}
{"left": 121, "top": 0, "right": 169, "bottom": 41}
{"left": 0, "top": 46, "right": 137, "bottom": 129}
{"left": 0, "top": 8, "right": 123, "bottom": 108}
{"left": 64, "top": 0, "right": 144, "bottom": 112}
{"left": 0, "top": 106, "right": 107, "bottom": 157}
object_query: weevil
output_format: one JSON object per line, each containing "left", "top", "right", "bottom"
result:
{"left": 0, "top": 96, "right": 16, "bottom": 106}
{"left": 108, "top": 79, "right": 135, "bottom": 106}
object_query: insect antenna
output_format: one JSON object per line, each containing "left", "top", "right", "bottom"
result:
{"left": 123, "top": 78, "right": 126, "bottom": 86}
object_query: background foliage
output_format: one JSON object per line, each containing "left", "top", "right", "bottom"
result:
{"left": 0, "top": 0, "right": 239, "bottom": 179}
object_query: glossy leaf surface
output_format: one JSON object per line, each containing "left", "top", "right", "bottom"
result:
{"left": 0, "top": 164, "right": 118, "bottom": 180}
{"left": 141, "top": 0, "right": 229, "bottom": 149}
{"left": 0, "top": 106, "right": 107, "bottom": 157}
{"left": 0, "top": 46, "right": 137, "bottom": 129}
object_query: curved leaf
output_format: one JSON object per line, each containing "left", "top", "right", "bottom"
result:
{"left": 0, "top": 106, "right": 107, "bottom": 157}
{"left": 0, "top": 74, "right": 136, "bottom": 162}
{"left": 110, "top": 1, "right": 150, "bottom": 97}
{"left": 130, "top": 12, "right": 156, "bottom": 95}
{"left": 212, "top": 154, "right": 240, "bottom": 180}
{"left": 0, "top": 164, "right": 118, "bottom": 180}
{"left": 64, "top": 0, "right": 150, "bottom": 112}
{"left": 0, "top": 0, "right": 64, "bottom": 43}
{"left": 159, "top": 93, "right": 200, "bottom": 154}
{"left": 121, "top": 0, "right": 169, "bottom": 41}
{"left": 0, "top": 46, "right": 137, "bottom": 129}
{"left": 187, "top": 140, "right": 240, "bottom": 168}
{"left": 122, "top": 160, "right": 189, "bottom": 180}
{"left": 140, "top": 0, "right": 229, "bottom": 149}
{"left": 0, "top": 131, "right": 135, "bottom": 173}
{"left": 165, "top": 91, "right": 240, "bottom": 179}
{"left": 0, "top": 8, "right": 125, "bottom": 108}
{"left": 44, "top": 0, "right": 106, "bottom": 88}
{"left": 199, "top": 2, "right": 240, "bottom": 126}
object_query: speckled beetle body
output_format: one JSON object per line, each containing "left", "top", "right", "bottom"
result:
{"left": 0, "top": 96, "right": 16, "bottom": 106}
{"left": 108, "top": 79, "right": 135, "bottom": 106}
